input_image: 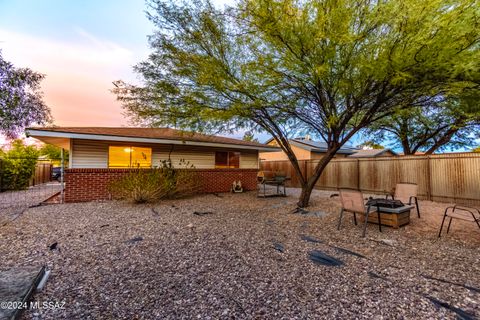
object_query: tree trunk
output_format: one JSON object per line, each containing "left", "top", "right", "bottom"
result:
{"left": 296, "top": 148, "right": 339, "bottom": 208}
{"left": 401, "top": 139, "right": 412, "bottom": 155}
{"left": 297, "top": 182, "right": 314, "bottom": 208}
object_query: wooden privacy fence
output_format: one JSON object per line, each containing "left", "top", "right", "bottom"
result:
{"left": 30, "top": 162, "right": 53, "bottom": 186}
{"left": 260, "top": 153, "right": 480, "bottom": 206}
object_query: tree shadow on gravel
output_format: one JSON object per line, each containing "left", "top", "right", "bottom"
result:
{"left": 424, "top": 295, "right": 477, "bottom": 320}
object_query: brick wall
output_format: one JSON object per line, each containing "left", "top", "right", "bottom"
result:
{"left": 64, "top": 168, "right": 258, "bottom": 202}
{"left": 194, "top": 169, "right": 258, "bottom": 193}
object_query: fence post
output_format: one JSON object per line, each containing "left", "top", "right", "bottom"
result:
{"left": 426, "top": 155, "right": 432, "bottom": 201}
{"left": 61, "top": 148, "right": 65, "bottom": 203}
{"left": 356, "top": 159, "right": 360, "bottom": 190}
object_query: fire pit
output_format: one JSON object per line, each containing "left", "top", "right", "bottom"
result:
{"left": 361, "top": 198, "right": 415, "bottom": 229}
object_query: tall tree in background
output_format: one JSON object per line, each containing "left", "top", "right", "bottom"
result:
{"left": 114, "top": 0, "right": 479, "bottom": 207}
{"left": 357, "top": 141, "right": 385, "bottom": 150}
{"left": 364, "top": 91, "right": 480, "bottom": 154}
{"left": 242, "top": 131, "right": 259, "bottom": 143}
{"left": 39, "top": 143, "right": 69, "bottom": 166}
{"left": 0, "top": 51, "right": 51, "bottom": 138}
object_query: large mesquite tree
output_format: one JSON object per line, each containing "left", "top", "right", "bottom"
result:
{"left": 0, "top": 51, "right": 51, "bottom": 138}
{"left": 114, "top": 0, "right": 480, "bottom": 207}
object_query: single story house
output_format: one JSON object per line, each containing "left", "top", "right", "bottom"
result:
{"left": 260, "top": 136, "right": 359, "bottom": 161}
{"left": 347, "top": 149, "right": 398, "bottom": 158}
{"left": 26, "top": 127, "right": 279, "bottom": 202}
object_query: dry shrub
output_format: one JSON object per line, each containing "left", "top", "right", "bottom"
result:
{"left": 108, "top": 159, "right": 201, "bottom": 203}
{"left": 174, "top": 169, "right": 202, "bottom": 198}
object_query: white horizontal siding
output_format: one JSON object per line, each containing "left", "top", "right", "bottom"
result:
{"left": 70, "top": 139, "right": 259, "bottom": 169}
{"left": 152, "top": 145, "right": 215, "bottom": 169}
{"left": 240, "top": 151, "right": 259, "bottom": 169}
{"left": 71, "top": 140, "right": 108, "bottom": 168}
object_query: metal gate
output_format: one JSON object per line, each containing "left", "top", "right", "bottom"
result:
{"left": 0, "top": 158, "right": 64, "bottom": 226}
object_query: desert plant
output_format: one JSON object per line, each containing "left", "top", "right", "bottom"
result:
{"left": 108, "top": 168, "right": 168, "bottom": 203}
{"left": 0, "top": 140, "right": 39, "bottom": 190}
{"left": 108, "top": 159, "right": 201, "bottom": 203}
{"left": 174, "top": 160, "right": 202, "bottom": 198}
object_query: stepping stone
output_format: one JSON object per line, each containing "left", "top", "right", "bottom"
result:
{"left": 193, "top": 211, "right": 213, "bottom": 216}
{"left": 273, "top": 242, "right": 285, "bottom": 253}
{"left": 308, "top": 250, "right": 343, "bottom": 266}
{"left": 0, "top": 266, "right": 45, "bottom": 320}
{"left": 125, "top": 236, "right": 143, "bottom": 244}
{"left": 300, "top": 235, "right": 322, "bottom": 243}
{"left": 331, "top": 246, "right": 366, "bottom": 259}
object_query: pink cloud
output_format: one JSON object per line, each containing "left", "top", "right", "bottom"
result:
{"left": 0, "top": 28, "right": 143, "bottom": 127}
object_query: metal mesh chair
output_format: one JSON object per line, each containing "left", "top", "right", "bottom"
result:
{"left": 438, "top": 205, "right": 480, "bottom": 237}
{"left": 337, "top": 189, "right": 381, "bottom": 237}
{"left": 393, "top": 183, "right": 420, "bottom": 218}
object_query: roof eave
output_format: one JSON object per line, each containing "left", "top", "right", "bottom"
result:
{"left": 290, "top": 140, "right": 357, "bottom": 154}
{"left": 26, "top": 129, "right": 280, "bottom": 152}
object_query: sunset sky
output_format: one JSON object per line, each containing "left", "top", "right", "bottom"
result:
{"left": 0, "top": 0, "right": 156, "bottom": 127}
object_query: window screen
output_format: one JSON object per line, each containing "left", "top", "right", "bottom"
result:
{"left": 215, "top": 151, "right": 240, "bottom": 168}
{"left": 108, "top": 146, "right": 152, "bottom": 168}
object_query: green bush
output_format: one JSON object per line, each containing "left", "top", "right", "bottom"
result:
{"left": 0, "top": 140, "right": 39, "bottom": 191}
{"left": 108, "top": 159, "right": 201, "bottom": 203}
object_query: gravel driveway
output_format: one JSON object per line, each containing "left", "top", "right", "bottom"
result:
{"left": 1, "top": 189, "right": 479, "bottom": 319}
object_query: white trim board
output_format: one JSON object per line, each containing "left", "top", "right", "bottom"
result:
{"left": 26, "top": 129, "right": 279, "bottom": 152}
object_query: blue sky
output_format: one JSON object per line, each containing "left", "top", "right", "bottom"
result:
{"left": 0, "top": 1, "right": 152, "bottom": 47}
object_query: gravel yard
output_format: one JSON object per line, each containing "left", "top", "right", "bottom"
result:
{"left": 0, "top": 182, "right": 62, "bottom": 226}
{"left": 1, "top": 188, "right": 479, "bottom": 319}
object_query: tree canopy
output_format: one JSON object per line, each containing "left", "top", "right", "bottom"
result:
{"left": 114, "top": 0, "right": 480, "bottom": 207}
{"left": 0, "top": 51, "right": 51, "bottom": 138}
{"left": 0, "top": 140, "right": 39, "bottom": 190}
{"left": 364, "top": 91, "right": 480, "bottom": 154}
{"left": 39, "top": 143, "right": 68, "bottom": 160}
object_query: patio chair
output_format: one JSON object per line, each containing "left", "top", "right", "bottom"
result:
{"left": 438, "top": 205, "right": 480, "bottom": 237}
{"left": 337, "top": 189, "right": 381, "bottom": 237}
{"left": 391, "top": 183, "right": 420, "bottom": 218}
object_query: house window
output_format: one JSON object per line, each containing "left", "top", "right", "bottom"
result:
{"left": 215, "top": 151, "right": 240, "bottom": 168}
{"left": 108, "top": 146, "right": 152, "bottom": 168}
